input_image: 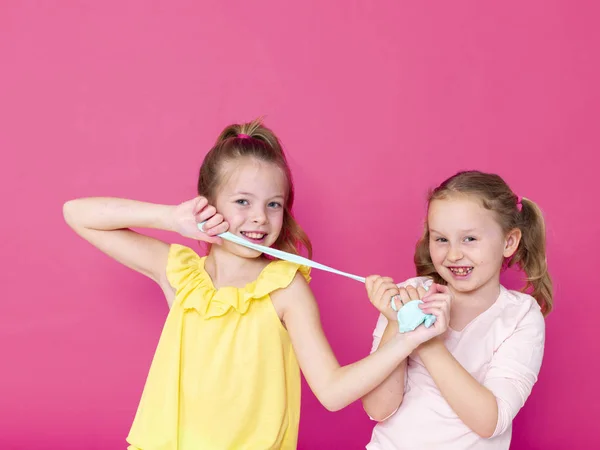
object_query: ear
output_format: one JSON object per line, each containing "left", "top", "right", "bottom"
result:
{"left": 503, "top": 228, "right": 522, "bottom": 258}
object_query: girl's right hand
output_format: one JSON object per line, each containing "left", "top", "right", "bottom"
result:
{"left": 172, "top": 196, "right": 229, "bottom": 244}
{"left": 365, "top": 275, "right": 402, "bottom": 322}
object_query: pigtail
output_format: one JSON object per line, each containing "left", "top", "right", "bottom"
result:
{"left": 508, "top": 198, "right": 553, "bottom": 315}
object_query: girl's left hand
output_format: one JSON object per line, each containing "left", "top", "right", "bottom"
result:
{"left": 403, "top": 283, "right": 453, "bottom": 347}
{"left": 365, "top": 276, "right": 430, "bottom": 323}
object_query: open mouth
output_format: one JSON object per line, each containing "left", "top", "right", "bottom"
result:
{"left": 448, "top": 266, "right": 473, "bottom": 277}
{"left": 240, "top": 231, "right": 268, "bottom": 243}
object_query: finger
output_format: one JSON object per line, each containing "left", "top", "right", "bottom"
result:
{"left": 418, "top": 303, "right": 447, "bottom": 323}
{"left": 423, "top": 283, "right": 450, "bottom": 298}
{"left": 203, "top": 214, "right": 225, "bottom": 233}
{"left": 374, "top": 276, "right": 393, "bottom": 291}
{"left": 371, "top": 277, "right": 383, "bottom": 300}
{"left": 374, "top": 276, "right": 393, "bottom": 289}
{"left": 422, "top": 283, "right": 440, "bottom": 298}
{"left": 206, "top": 220, "right": 229, "bottom": 236}
{"left": 365, "top": 275, "right": 380, "bottom": 296}
{"left": 374, "top": 284, "right": 395, "bottom": 308}
{"left": 382, "top": 286, "right": 399, "bottom": 305}
{"left": 196, "top": 205, "right": 217, "bottom": 223}
{"left": 377, "top": 287, "right": 398, "bottom": 313}
{"left": 194, "top": 232, "right": 221, "bottom": 245}
{"left": 207, "top": 236, "right": 223, "bottom": 245}
{"left": 419, "top": 300, "right": 447, "bottom": 311}
{"left": 405, "top": 285, "right": 420, "bottom": 301}
{"left": 421, "top": 293, "right": 451, "bottom": 304}
{"left": 425, "top": 307, "right": 447, "bottom": 330}
{"left": 416, "top": 285, "right": 427, "bottom": 299}
{"left": 386, "top": 288, "right": 402, "bottom": 311}
{"left": 436, "top": 283, "right": 451, "bottom": 293}
{"left": 192, "top": 196, "right": 209, "bottom": 214}
{"left": 420, "top": 303, "right": 450, "bottom": 323}
{"left": 398, "top": 288, "right": 411, "bottom": 306}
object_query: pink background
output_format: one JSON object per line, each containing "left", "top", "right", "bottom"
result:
{"left": 1, "top": 1, "right": 598, "bottom": 448}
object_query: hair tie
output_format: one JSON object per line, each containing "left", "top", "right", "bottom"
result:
{"left": 237, "top": 133, "right": 251, "bottom": 139}
{"left": 516, "top": 195, "right": 523, "bottom": 212}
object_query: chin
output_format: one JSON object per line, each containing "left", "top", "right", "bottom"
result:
{"left": 223, "top": 240, "right": 276, "bottom": 260}
{"left": 449, "top": 277, "right": 493, "bottom": 295}
{"left": 438, "top": 272, "right": 478, "bottom": 293}
{"left": 232, "top": 246, "right": 264, "bottom": 259}
{"left": 449, "top": 283, "right": 477, "bottom": 294}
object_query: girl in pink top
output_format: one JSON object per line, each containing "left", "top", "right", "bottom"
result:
{"left": 362, "top": 170, "right": 552, "bottom": 449}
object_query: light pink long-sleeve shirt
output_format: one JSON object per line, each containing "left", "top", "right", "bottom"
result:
{"left": 367, "top": 277, "right": 545, "bottom": 450}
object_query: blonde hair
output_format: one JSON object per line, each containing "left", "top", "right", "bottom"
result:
{"left": 414, "top": 170, "right": 553, "bottom": 315}
{"left": 197, "top": 118, "right": 312, "bottom": 258}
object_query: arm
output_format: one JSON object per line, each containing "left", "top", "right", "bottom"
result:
{"left": 417, "top": 339, "right": 498, "bottom": 437}
{"left": 361, "top": 277, "right": 429, "bottom": 421}
{"left": 361, "top": 318, "right": 407, "bottom": 420}
{"left": 63, "top": 197, "right": 226, "bottom": 300}
{"left": 277, "top": 274, "right": 422, "bottom": 412}
{"left": 417, "top": 297, "right": 545, "bottom": 438}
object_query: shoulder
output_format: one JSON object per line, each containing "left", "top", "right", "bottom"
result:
{"left": 492, "top": 287, "right": 546, "bottom": 348}
{"left": 499, "top": 287, "right": 545, "bottom": 328}
{"left": 269, "top": 262, "right": 312, "bottom": 300}
{"left": 165, "top": 244, "right": 205, "bottom": 289}
{"left": 268, "top": 263, "right": 315, "bottom": 318}
{"left": 256, "top": 260, "right": 311, "bottom": 295}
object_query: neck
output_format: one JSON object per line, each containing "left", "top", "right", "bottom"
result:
{"left": 204, "top": 245, "right": 267, "bottom": 289}
{"left": 450, "top": 273, "right": 502, "bottom": 309}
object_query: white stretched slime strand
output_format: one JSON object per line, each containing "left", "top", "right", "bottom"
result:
{"left": 198, "top": 222, "right": 365, "bottom": 283}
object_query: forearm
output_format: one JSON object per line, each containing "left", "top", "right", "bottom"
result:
{"left": 418, "top": 339, "right": 498, "bottom": 438}
{"left": 64, "top": 197, "right": 175, "bottom": 232}
{"left": 322, "top": 332, "right": 416, "bottom": 412}
{"left": 361, "top": 321, "right": 407, "bottom": 420}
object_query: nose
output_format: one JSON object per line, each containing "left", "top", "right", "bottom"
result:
{"left": 251, "top": 206, "right": 268, "bottom": 225}
{"left": 446, "top": 245, "right": 464, "bottom": 263}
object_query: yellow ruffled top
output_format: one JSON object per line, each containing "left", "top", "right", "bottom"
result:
{"left": 126, "top": 244, "right": 311, "bottom": 450}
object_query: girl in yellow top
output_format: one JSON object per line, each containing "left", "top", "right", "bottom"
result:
{"left": 63, "top": 119, "right": 441, "bottom": 449}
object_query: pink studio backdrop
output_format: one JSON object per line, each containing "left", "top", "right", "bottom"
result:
{"left": 1, "top": 1, "right": 598, "bottom": 449}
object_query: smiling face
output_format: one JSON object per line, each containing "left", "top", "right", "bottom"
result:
{"left": 427, "top": 195, "right": 521, "bottom": 298}
{"left": 213, "top": 157, "right": 288, "bottom": 259}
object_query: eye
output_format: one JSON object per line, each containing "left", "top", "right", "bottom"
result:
{"left": 268, "top": 201, "right": 282, "bottom": 209}
{"left": 434, "top": 237, "right": 448, "bottom": 243}
{"left": 235, "top": 199, "right": 249, "bottom": 206}
{"left": 464, "top": 236, "right": 476, "bottom": 242}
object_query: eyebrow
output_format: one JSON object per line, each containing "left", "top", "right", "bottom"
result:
{"left": 233, "top": 191, "right": 285, "bottom": 199}
{"left": 430, "top": 228, "right": 478, "bottom": 234}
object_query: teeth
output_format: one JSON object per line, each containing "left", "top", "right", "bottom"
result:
{"left": 449, "top": 267, "right": 473, "bottom": 275}
{"left": 242, "top": 232, "right": 266, "bottom": 240}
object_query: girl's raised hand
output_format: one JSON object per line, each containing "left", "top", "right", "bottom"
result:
{"left": 172, "top": 196, "right": 229, "bottom": 244}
